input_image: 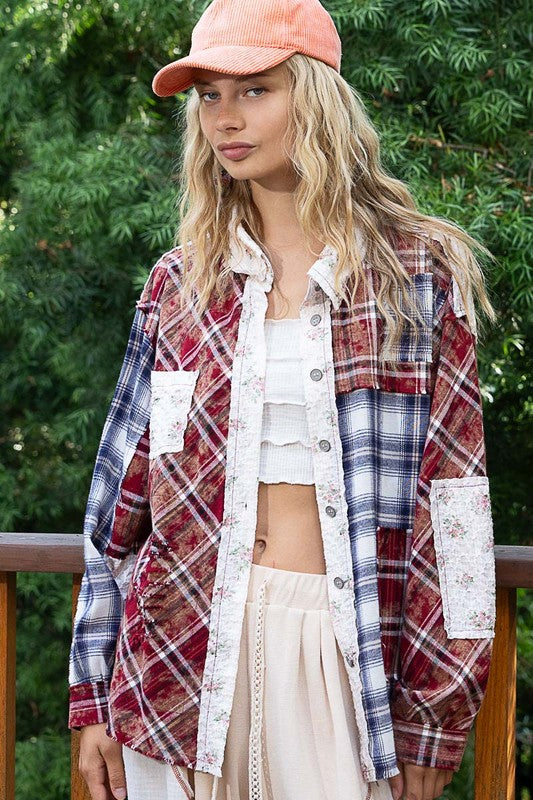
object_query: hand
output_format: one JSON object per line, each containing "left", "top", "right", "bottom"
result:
{"left": 388, "top": 760, "right": 454, "bottom": 800}
{"left": 78, "top": 723, "right": 127, "bottom": 800}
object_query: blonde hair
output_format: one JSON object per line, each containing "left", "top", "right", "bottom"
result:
{"left": 172, "top": 53, "right": 497, "bottom": 355}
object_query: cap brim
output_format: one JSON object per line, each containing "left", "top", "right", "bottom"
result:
{"left": 152, "top": 45, "right": 298, "bottom": 97}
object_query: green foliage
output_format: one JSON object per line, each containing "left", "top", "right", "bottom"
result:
{"left": 16, "top": 572, "right": 72, "bottom": 738}
{"left": 15, "top": 571, "right": 73, "bottom": 798}
{"left": 0, "top": 1, "right": 531, "bottom": 798}
{"left": 15, "top": 733, "right": 70, "bottom": 799}
{"left": 517, "top": 590, "right": 533, "bottom": 798}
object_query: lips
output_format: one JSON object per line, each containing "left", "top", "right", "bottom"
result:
{"left": 219, "top": 145, "right": 255, "bottom": 160}
{"left": 217, "top": 141, "right": 254, "bottom": 152}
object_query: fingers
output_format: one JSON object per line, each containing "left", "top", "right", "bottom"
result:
{"left": 101, "top": 737, "right": 127, "bottom": 800}
{"left": 388, "top": 770, "right": 404, "bottom": 800}
{"left": 403, "top": 763, "right": 428, "bottom": 799}
{"left": 78, "top": 723, "right": 127, "bottom": 800}
{"left": 397, "top": 761, "right": 454, "bottom": 800}
{"left": 79, "top": 755, "right": 112, "bottom": 800}
{"left": 435, "top": 770, "right": 454, "bottom": 797}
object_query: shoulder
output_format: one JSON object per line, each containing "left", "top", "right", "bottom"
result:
{"left": 387, "top": 226, "right": 455, "bottom": 287}
{"left": 414, "top": 226, "right": 478, "bottom": 337}
{"left": 133, "top": 244, "right": 190, "bottom": 346}
{"left": 412, "top": 226, "right": 469, "bottom": 283}
{"left": 136, "top": 244, "right": 187, "bottom": 315}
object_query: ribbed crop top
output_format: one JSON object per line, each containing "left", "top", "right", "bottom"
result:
{"left": 259, "top": 318, "right": 314, "bottom": 484}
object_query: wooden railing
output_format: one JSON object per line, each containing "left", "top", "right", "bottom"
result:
{"left": 0, "top": 534, "right": 532, "bottom": 800}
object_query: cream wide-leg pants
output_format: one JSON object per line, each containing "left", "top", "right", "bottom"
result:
{"left": 122, "top": 562, "right": 394, "bottom": 800}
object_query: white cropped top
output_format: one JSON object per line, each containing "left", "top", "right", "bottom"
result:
{"left": 259, "top": 318, "right": 314, "bottom": 484}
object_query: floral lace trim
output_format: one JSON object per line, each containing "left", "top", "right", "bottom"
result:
{"left": 149, "top": 369, "right": 199, "bottom": 459}
{"left": 429, "top": 476, "right": 495, "bottom": 639}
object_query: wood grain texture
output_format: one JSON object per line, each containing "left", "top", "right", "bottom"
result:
{"left": 494, "top": 545, "right": 533, "bottom": 589}
{"left": 0, "top": 533, "right": 84, "bottom": 573}
{"left": 474, "top": 586, "right": 517, "bottom": 800}
{"left": 0, "top": 572, "right": 16, "bottom": 800}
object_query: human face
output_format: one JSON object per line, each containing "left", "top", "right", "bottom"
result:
{"left": 192, "top": 62, "right": 296, "bottom": 189}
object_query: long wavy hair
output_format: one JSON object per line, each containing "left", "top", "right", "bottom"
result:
{"left": 172, "top": 53, "right": 496, "bottom": 356}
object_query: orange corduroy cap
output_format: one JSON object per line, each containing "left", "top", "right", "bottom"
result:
{"left": 152, "top": 0, "right": 342, "bottom": 97}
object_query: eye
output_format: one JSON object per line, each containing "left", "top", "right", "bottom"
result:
{"left": 198, "top": 91, "right": 218, "bottom": 101}
{"left": 198, "top": 87, "right": 266, "bottom": 102}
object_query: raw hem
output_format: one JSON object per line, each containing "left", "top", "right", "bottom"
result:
{"left": 105, "top": 726, "right": 216, "bottom": 775}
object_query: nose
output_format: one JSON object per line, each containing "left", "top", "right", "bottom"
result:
{"left": 214, "top": 96, "right": 245, "bottom": 133}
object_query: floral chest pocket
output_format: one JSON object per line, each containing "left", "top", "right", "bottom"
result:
{"left": 149, "top": 369, "right": 200, "bottom": 459}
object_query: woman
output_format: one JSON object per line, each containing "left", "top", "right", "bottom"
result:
{"left": 68, "top": 1, "right": 498, "bottom": 799}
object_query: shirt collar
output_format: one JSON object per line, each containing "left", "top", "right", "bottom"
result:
{"left": 226, "top": 208, "right": 366, "bottom": 311}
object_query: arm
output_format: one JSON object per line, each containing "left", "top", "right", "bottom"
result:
{"left": 390, "top": 243, "right": 496, "bottom": 772}
{"left": 68, "top": 299, "right": 154, "bottom": 728}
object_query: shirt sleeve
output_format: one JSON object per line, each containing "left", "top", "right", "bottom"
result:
{"left": 390, "top": 240, "right": 496, "bottom": 771}
{"left": 68, "top": 297, "right": 155, "bottom": 729}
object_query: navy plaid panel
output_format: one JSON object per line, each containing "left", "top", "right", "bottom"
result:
{"left": 338, "top": 388, "right": 430, "bottom": 531}
{"left": 69, "top": 537, "right": 126, "bottom": 686}
{"left": 87, "top": 305, "right": 153, "bottom": 555}
{"left": 388, "top": 273, "right": 434, "bottom": 362}
{"left": 69, "top": 304, "right": 153, "bottom": 686}
{"left": 337, "top": 387, "right": 430, "bottom": 776}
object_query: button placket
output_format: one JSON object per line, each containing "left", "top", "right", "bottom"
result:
{"left": 198, "top": 275, "right": 268, "bottom": 774}
{"left": 298, "top": 290, "right": 374, "bottom": 779}
{"left": 218, "top": 224, "right": 383, "bottom": 781}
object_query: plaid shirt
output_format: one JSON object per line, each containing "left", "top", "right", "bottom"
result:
{"left": 68, "top": 223, "right": 495, "bottom": 782}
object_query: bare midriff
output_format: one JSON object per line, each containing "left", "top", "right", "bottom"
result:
{"left": 252, "top": 481, "right": 326, "bottom": 574}
{"left": 251, "top": 239, "right": 329, "bottom": 575}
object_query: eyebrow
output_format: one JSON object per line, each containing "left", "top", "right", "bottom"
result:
{"left": 193, "top": 71, "right": 274, "bottom": 87}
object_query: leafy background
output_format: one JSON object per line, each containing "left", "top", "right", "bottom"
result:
{"left": 0, "top": 0, "right": 531, "bottom": 797}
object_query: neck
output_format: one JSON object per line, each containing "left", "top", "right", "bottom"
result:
{"left": 249, "top": 180, "right": 307, "bottom": 249}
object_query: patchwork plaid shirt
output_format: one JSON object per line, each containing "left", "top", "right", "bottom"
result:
{"left": 68, "top": 222, "right": 496, "bottom": 783}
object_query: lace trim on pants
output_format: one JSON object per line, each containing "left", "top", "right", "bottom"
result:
{"left": 249, "top": 574, "right": 275, "bottom": 800}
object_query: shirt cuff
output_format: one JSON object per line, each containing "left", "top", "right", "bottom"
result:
{"left": 68, "top": 679, "right": 111, "bottom": 729}
{"left": 393, "top": 720, "right": 469, "bottom": 771}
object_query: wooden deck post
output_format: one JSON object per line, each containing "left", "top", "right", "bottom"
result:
{"left": 0, "top": 571, "right": 16, "bottom": 800}
{"left": 474, "top": 585, "right": 517, "bottom": 800}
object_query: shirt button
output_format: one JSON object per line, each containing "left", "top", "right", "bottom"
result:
{"left": 310, "top": 368, "right": 323, "bottom": 381}
{"left": 325, "top": 505, "right": 336, "bottom": 517}
{"left": 345, "top": 655, "right": 355, "bottom": 668}
{"left": 310, "top": 314, "right": 322, "bottom": 326}
{"left": 334, "top": 576, "right": 346, "bottom": 589}
{"left": 319, "top": 439, "right": 331, "bottom": 451}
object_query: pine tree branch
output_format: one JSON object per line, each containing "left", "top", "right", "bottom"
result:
{"left": 408, "top": 134, "right": 494, "bottom": 156}
{"left": 408, "top": 134, "right": 531, "bottom": 190}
